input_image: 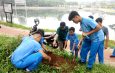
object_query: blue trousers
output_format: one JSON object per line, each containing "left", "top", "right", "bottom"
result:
{"left": 70, "top": 44, "right": 78, "bottom": 57}
{"left": 80, "top": 39, "right": 104, "bottom": 68}
{"left": 80, "top": 39, "right": 91, "bottom": 63}
{"left": 12, "top": 52, "right": 43, "bottom": 71}
{"left": 112, "top": 49, "right": 115, "bottom": 56}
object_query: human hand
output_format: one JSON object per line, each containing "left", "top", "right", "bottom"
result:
{"left": 104, "top": 46, "right": 108, "bottom": 49}
{"left": 48, "top": 56, "right": 51, "bottom": 63}
{"left": 53, "top": 40, "right": 56, "bottom": 47}
{"left": 82, "top": 32, "right": 87, "bottom": 37}
{"left": 77, "top": 43, "right": 81, "bottom": 50}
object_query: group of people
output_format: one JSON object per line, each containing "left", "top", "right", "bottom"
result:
{"left": 53, "top": 11, "right": 110, "bottom": 70}
{"left": 11, "top": 11, "right": 115, "bottom": 72}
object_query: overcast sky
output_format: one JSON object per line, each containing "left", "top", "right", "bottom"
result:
{"left": 65, "top": 0, "right": 113, "bottom": 3}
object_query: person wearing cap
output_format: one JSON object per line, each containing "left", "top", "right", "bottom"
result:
{"left": 11, "top": 30, "right": 51, "bottom": 72}
{"left": 53, "top": 22, "right": 69, "bottom": 50}
{"left": 68, "top": 11, "right": 104, "bottom": 70}
{"left": 64, "top": 27, "right": 79, "bottom": 61}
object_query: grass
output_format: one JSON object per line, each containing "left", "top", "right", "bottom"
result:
{"left": 0, "top": 35, "right": 115, "bottom": 73}
{"left": 0, "top": 21, "right": 56, "bottom": 32}
{"left": 0, "top": 21, "right": 30, "bottom": 30}
{"left": 108, "top": 40, "right": 115, "bottom": 48}
{"left": 0, "top": 20, "right": 114, "bottom": 47}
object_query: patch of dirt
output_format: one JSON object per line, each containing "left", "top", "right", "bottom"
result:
{"left": 42, "top": 51, "right": 77, "bottom": 70}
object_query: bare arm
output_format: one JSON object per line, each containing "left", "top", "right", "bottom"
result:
{"left": 105, "top": 35, "right": 109, "bottom": 49}
{"left": 77, "top": 36, "right": 84, "bottom": 50}
{"left": 72, "top": 43, "right": 76, "bottom": 51}
{"left": 83, "top": 24, "right": 101, "bottom": 36}
{"left": 39, "top": 50, "right": 51, "bottom": 61}
{"left": 53, "top": 34, "right": 58, "bottom": 46}
{"left": 54, "top": 34, "right": 58, "bottom": 41}
{"left": 41, "top": 44, "right": 48, "bottom": 51}
{"left": 44, "top": 34, "right": 55, "bottom": 39}
{"left": 64, "top": 40, "right": 67, "bottom": 49}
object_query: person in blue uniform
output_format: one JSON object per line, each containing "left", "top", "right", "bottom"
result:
{"left": 64, "top": 27, "right": 79, "bottom": 61}
{"left": 96, "top": 17, "right": 109, "bottom": 63}
{"left": 68, "top": 11, "right": 104, "bottom": 70}
{"left": 11, "top": 30, "right": 51, "bottom": 72}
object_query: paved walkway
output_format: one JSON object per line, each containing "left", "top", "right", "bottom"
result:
{"left": 101, "top": 49, "right": 115, "bottom": 66}
{"left": 0, "top": 25, "right": 29, "bottom": 37}
{"left": 0, "top": 25, "right": 115, "bottom": 66}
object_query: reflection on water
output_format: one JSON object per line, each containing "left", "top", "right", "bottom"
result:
{"left": 0, "top": 9, "right": 115, "bottom": 40}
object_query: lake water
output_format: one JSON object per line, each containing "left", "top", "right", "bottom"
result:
{"left": 0, "top": 9, "right": 115, "bottom": 40}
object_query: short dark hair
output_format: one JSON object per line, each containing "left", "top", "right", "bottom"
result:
{"left": 33, "top": 29, "right": 44, "bottom": 36}
{"left": 89, "top": 15, "right": 94, "bottom": 19}
{"left": 68, "top": 11, "right": 80, "bottom": 21}
{"left": 60, "top": 22, "right": 66, "bottom": 27}
{"left": 95, "top": 18, "right": 103, "bottom": 23}
{"left": 69, "top": 27, "right": 75, "bottom": 32}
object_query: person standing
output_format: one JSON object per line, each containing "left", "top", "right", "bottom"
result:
{"left": 96, "top": 17, "right": 109, "bottom": 49}
{"left": 68, "top": 11, "right": 104, "bottom": 70}
{"left": 95, "top": 17, "right": 109, "bottom": 64}
{"left": 53, "top": 22, "right": 69, "bottom": 50}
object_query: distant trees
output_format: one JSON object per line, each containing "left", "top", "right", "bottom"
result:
{"left": 27, "top": 0, "right": 65, "bottom": 7}
{"left": 0, "top": 0, "right": 114, "bottom": 9}
{"left": 0, "top": 0, "right": 65, "bottom": 7}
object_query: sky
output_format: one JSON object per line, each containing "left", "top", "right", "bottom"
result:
{"left": 65, "top": 0, "right": 113, "bottom": 3}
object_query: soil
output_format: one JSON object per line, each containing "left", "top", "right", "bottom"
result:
{"left": 42, "top": 51, "right": 77, "bottom": 69}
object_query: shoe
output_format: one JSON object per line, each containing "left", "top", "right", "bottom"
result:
{"left": 86, "top": 67, "right": 92, "bottom": 70}
{"left": 110, "top": 55, "right": 115, "bottom": 58}
{"left": 26, "top": 68, "right": 31, "bottom": 72}
{"left": 78, "top": 60, "right": 86, "bottom": 64}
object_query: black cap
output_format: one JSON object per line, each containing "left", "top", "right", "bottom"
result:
{"left": 95, "top": 18, "right": 103, "bottom": 23}
{"left": 68, "top": 11, "right": 79, "bottom": 21}
{"left": 89, "top": 15, "right": 94, "bottom": 19}
{"left": 60, "top": 22, "right": 66, "bottom": 27}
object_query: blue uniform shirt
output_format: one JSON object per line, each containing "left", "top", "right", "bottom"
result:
{"left": 39, "top": 37, "right": 44, "bottom": 45}
{"left": 66, "top": 33, "right": 79, "bottom": 50}
{"left": 11, "top": 36, "right": 43, "bottom": 63}
{"left": 80, "top": 17, "right": 104, "bottom": 42}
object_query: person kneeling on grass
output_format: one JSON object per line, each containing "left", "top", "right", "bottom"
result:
{"left": 30, "top": 29, "right": 48, "bottom": 52}
{"left": 11, "top": 30, "right": 51, "bottom": 72}
{"left": 64, "top": 27, "right": 79, "bottom": 61}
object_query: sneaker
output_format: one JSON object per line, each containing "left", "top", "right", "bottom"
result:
{"left": 86, "top": 67, "right": 92, "bottom": 71}
{"left": 78, "top": 60, "right": 86, "bottom": 64}
{"left": 26, "top": 68, "right": 31, "bottom": 72}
